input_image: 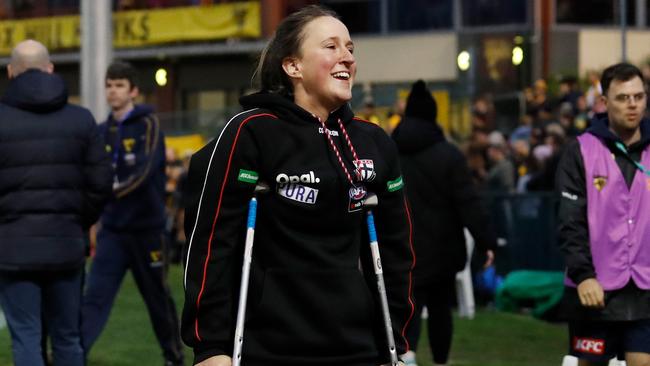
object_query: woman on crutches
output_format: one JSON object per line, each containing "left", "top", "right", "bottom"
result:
{"left": 181, "top": 5, "right": 415, "bottom": 366}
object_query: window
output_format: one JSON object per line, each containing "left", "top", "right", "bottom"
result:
{"left": 556, "top": 0, "right": 635, "bottom": 25}
{"left": 320, "top": 0, "right": 381, "bottom": 34}
{"left": 462, "top": 0, "right": 527, "bottom": 26}
{"left": 388, "top": 0, "right": 453, "bottom": 31}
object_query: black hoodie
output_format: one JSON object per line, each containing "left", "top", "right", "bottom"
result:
{"left": 0, "top": 69, "right": 112, "bottom": 270}
{"left": 182, "top": 92, "right": 415, "bottom": 365}
{"left": 392, "top": 81, "right": 496, "bottom": 284}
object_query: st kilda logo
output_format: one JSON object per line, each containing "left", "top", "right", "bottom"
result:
{"left": 354, "top": 159, "right": 376, "bottom": 182}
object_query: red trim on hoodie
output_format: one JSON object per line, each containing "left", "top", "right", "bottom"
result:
{"left": 353, "top": 117, "right": 375, "bottom": 125}
{"left": 400, "top": 197, "right": 417, "bottom": 351}
{"left": 194, "top": 113, "right": 276, "bottom": 341}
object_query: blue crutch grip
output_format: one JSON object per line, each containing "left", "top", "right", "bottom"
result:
{"left": 366, "top": 212, "right": 377, "bottom": 243}
{"left": 247, "top": 198, "right": 258, "bottom": 229}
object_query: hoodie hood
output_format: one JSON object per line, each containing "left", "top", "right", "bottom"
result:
{"left": 106, "top": 104, "right": 155, "bottom": 125}
{"left": 392, "top": 116, "right": 445, "bottom": 154}
{"left": 391, "top": 80, "right": 445, "bottom": 154}
{"left": 2, "top": 69, "right": 68, "bottom": 113}
{"left": 239, "top": 91, "right": 355, "bottom": 126}
{"left": 587, "top": 113, "right": 650, "bottom": 149}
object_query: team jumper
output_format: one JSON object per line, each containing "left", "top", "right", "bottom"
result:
{"left": 182, "top": 92, "right": 416, "bottom": 366}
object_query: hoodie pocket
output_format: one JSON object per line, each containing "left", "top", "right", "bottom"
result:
{"left": 246, "top": 267, "right": 377, "bottom": 358}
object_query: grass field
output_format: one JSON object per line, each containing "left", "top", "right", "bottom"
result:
{"left": 0, "top": 265, "right": 568, "bottom": 366}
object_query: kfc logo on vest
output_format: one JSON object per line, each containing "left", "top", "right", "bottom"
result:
{"left": 573, "top": 337, "right": 605, "bottom": 355}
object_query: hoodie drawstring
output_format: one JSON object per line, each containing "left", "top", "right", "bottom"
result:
{"left": 318, "top": 117, "right": 362, "bottom": 187}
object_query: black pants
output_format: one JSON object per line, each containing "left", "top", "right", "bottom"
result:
{"left": 81, "top": 228, "right": 183, "bottom": 364}
{"left": 405, "top": 275, "right": 456, "bottom": 364}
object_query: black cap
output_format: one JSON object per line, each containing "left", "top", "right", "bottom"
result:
{"left": 404, "top": 80, "right": 437, "bottom": 123}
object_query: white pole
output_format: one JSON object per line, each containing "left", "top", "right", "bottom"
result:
{"left": 80, "top": 0, "right": 112, "bottom": 122}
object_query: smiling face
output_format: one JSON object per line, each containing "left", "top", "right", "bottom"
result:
{"left": 603, "top": 76, "right": 646, "bottom": 134}
{"left": 283, "top": 16, "right": 356, "bottom": 118}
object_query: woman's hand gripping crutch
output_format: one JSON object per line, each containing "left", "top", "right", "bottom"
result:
{"left": 364, "top": 193, "right": 400, "bottom": 366}
{"left": 232, "top": 183, "right": 269, "bottom": 366}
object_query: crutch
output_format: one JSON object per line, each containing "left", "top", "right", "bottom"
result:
{"left": 364, "top": 193, "right": 399, "bottom": 366}
{"left": 233, "top": 183, "right": 269, "bottom": 366}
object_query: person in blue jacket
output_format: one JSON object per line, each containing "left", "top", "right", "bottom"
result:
{"left": 0, "top": 39, "right": 112, "bottom": 366}
{"left": 81, "top": 61, "right": 184, "bottom": 366}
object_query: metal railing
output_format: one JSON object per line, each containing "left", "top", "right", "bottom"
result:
{"left": 481, "top": 191, "right": 565, "bottom": 274}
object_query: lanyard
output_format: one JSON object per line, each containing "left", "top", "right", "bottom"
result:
{"left": 614, "top": 141, "right": 650, "bottom": 177}
{"left": 318, "top": 117, "right": 361, "bottom": 187}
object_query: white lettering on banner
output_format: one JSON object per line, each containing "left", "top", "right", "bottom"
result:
{"left": 277, "top": 183, "right": 318, "bottom": 205}
{"left": 573, "top": 337, "right": 605, "bottom": 355}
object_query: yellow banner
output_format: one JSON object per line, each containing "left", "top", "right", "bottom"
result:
{"left": 0, "top": 1, "right": 260, "bottom": 55}
{"left": 165, "top": 134, "right": 206, "bottom": 158}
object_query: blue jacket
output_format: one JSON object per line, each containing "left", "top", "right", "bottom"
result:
{"left": 99, "top": 105, "right": 166, "bottom": 231}
{"left": 0, "top": 69, "right": 112, "bottom": 271}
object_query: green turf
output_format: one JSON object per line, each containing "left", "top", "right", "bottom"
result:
{"left": 415, "top": 309, "right": 567, "bottom": 366}
{"left": 0, "top": 265, "right": 568, "bottom": 366}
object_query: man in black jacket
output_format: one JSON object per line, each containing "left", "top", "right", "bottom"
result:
{"left": 0, "top": 40, "right": 112, "bottom": 366}
{"left": 557, "top": 63, "right": 650, "bottom": 366}
{"left": 392, "top": 80, "right": 496, "bottom": 366}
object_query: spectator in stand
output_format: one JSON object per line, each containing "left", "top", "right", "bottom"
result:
{"left": 359, "top": 99, "right": 382, "bottom": 126}
{"left": 392, "top": 80, "right": 496, "bottom": 366}
{"left": 0, "top": 39, "right": 112, "bottom": 366}
{"left": 484, "top": 131, "right": 515, "bottom": 192}
{"left": 535, "top": 102, "right": 558, "bottom": 130}
{"left": 558, "top": 102, "right": 580, "bottom": 138}
{"left": 510, "top": 111, "right": 534, "bottom": 145}
{"left": 558, "top": 76, "right": 583, "bottom": 114}
{"left": 164, "top": 147, "right": 187, "bottom": 264}
{"left": 511, "top": 138, "right": 528, "bottom": 178}
{"left": 387, "top": 97, "right": 406, "bottom": 133}
{"left": 527, "top": 125, "right": 566, "bottom": 192}
{"left": 513, "top": 140, "right": 537, "bottom": 193}
{"left": 465, "top": 129, "right": 490, "bottom": 186}
{"left": 585, "top": 70, "right": 603, "bottom": 110}
{"left": 471, "top": 96, "right": 495, "bottom": 131}
{"left": 531, "top": 79, "right": 549, "bottom": 113}
{"left": 574, "top": 95, "right": 590, "bottom": 131}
